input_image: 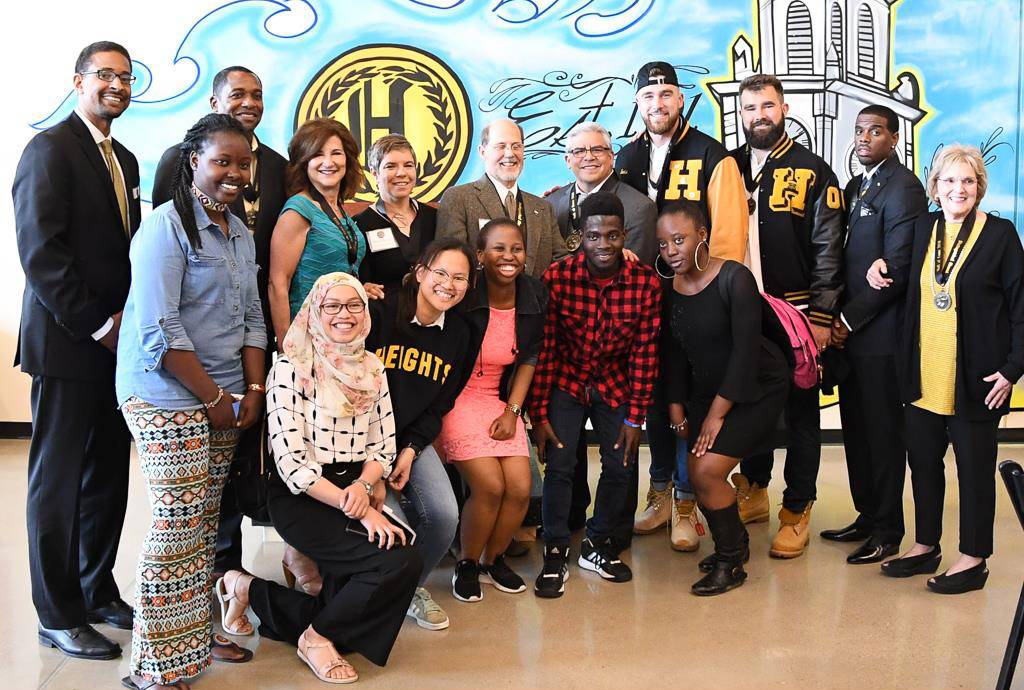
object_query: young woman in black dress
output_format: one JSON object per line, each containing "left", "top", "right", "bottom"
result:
{"left": 656, "top": 200, "right": 790, "bottom": 596}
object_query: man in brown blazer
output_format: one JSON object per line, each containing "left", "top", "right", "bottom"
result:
{"left": 437, "top": 118, "right": 567, "bottom": 277}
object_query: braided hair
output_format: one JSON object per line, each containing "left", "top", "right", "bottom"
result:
{"left": 170, "top": 113, "right": 248, "bottom": 250}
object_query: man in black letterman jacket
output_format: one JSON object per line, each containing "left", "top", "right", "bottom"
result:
{"left": 727, "top": 74, "right": 844, "bottom": 561}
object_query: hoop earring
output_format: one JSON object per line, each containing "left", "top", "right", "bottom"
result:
{"left": 654, "top": 255, "right": 674, "bottom": 280}
{"left": 694, "top": 240, "right": 710, "bottom": 272}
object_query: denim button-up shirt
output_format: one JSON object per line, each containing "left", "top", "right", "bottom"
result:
{"left": 116, "top": 197, "right": 268, "bottom": 410}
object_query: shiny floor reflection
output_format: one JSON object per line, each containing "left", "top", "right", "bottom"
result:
{"left": 3, "top": 440, "right": 1021, "bottom": 689}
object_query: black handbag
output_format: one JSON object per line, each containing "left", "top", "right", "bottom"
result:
{"left": 230, "top": 418, "right": 274, "bottom": 525}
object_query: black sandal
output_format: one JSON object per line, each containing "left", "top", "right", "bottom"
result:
{"left": 211, "top": 633, "right": 254, "bottom": 663}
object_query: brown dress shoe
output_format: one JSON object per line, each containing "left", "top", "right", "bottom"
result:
{"left": 732, "top": 473, "right": 769, "bottom": 524}
{"left": 769, "top": 502, "right": 814, "bottom": 558}
{"left": 634, "top": 485, "right": 672, "bottom": 534}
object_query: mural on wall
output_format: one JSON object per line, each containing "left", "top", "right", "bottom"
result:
{"left": 27, "top": 0, "right": 1023, "bottom": 229}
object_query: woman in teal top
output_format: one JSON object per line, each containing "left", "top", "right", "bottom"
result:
{"left": 268, "top": 118, "right": 371, "bottom": 348}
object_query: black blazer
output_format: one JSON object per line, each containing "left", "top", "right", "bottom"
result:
{"left": 13, "top": 112, "right": 141, "bottom": 381}
{"left": 354, "top": 202, "right": 437, "bottom": 294}
{"left": 459, "top": 272, "right": 548, "bottom": 401}
{"left": 841, "top": 156, "right": 928, "bottom": 356}
{"left": 152, "top": 136, "right": 287, "bottom": 337}
{"left": 897, "top": 212, "right": 1024, "bottom": 420}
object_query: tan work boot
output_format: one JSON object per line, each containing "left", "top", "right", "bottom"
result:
{"left": 670, "top": 498, "right": 704, "bottom": 552}
{"left": 732, "top": 473, "right": 769, "bottom": 524}
{"left": 634, "top": 485, "right": 672, "bottom": 534}
{"left": 769, "top": 502, "right": 814, "bottom": 558}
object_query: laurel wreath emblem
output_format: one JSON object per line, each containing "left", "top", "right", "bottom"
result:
{"left": 312, "top": 63, "right": 457, "bottom": 196}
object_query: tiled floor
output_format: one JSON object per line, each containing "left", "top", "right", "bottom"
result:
{"left": 4, "top": 439, "right": 1021, "bottom": 689}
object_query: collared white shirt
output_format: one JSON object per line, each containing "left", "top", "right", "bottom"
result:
{"left": 575, "top": 173, "right": 612, "bottom": 204}
{"left": 647, "top": 140, "right": 671, "bottom": 200}
{"left": 487, "top": 173, "right": 519, "bottom": 207}
{"left": 76, "top": 106, "right": 124, "bottom": 341}
{"left": 412, "top": 313, "right": 445, "bottom": 330}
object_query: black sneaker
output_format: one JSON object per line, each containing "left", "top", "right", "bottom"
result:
{"left": 534, "top": 545, "right": 570, "bottom": 599}
{"left": 578, "top": 538, "right": 632, "bottom": 582}
{"left": 452, "top": 559, "right": 482, "bottom": 602}
{"left": 480, "top": 555, "right": 527, "bottom": 593}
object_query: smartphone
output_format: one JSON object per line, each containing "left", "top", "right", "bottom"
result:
{"left": 231, "top": 393, "right": 243, "bottom": 417}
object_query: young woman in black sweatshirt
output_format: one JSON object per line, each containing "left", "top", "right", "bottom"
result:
{"left": 366, "top": 237, "right": 477, "bottom": 630}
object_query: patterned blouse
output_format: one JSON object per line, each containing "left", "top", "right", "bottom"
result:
{"left": 267, "top": 356, "right": 396, "bottom": 494}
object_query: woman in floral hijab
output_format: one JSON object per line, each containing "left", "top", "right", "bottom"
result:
{"left": 214, "top": 272, "right": 422, "bottom": 684}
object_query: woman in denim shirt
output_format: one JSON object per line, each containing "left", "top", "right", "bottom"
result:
{"left": 115, "top": 114, "right": 267, "bottom": 690}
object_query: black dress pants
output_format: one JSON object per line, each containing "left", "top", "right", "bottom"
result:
{"left": 837, "top": 355, "right": 906, "bottom": 543}
{"left": 26, "top": 375, "right": 130, "bottom": 629}
{"left": 740, "top": 383, "right": 821, "bottom": 512}
{"left": 905, "top": 404, "right": 999, "bottom": 558}
{"left": 249, "top": 475, "right": 422, "bottom": 667}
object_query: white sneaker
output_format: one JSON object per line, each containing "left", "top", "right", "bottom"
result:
{"left": 406, "top": 587, "right": 450, "bottom": 630}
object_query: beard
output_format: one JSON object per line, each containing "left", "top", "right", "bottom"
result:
{"left": 743, "top": 118, "right": 786, "bottom": 150}
{"left": 641, "top": 108, "right": 680, "bottom": 136}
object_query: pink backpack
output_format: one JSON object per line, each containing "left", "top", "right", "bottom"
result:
{"left": 716, "top": 261, "right": 821, "bottom": 389}
{"left": 760, "top": 293, "right": 821, "bottom": 389}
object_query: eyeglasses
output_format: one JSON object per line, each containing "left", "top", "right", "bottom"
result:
{"left": 568, "top": 145, "right": 613, "bottom": 159}
{"left": 320, "top": 301, "right": 365, "bottom": 315}
{"left": 79, "top": 69, "right": 137, "bottom": 85}
{"left": 428, "top": 267, "right": 470, "bottom": 288}
{"left": 937, "top": 176, "right": 978, "bottom": 187}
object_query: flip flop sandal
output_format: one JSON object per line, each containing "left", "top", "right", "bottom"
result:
{"left": 214, "top": 575, "right": 254, "bottom": 636}
{"left": 211, "top": 633, "right": 254, "bottom": 663}
{"left": 296, "top": 636, "right": 358, "bottom": 684}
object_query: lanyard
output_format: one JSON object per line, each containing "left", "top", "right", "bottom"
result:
{"left": 566, "top": 185, "right": 584, "bottom": 251}
{"left": 933, "top": 211, "right": 976, "bottom": 286}
{"left": 309, "top": 186, "right": 359, "bottom": 266}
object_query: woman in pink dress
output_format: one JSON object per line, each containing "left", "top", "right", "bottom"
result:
{"left": 437, "top": 218, "right": 548, "bottom": 603}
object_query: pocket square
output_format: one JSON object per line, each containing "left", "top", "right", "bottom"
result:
{"left": 132, "top": 186, "right": 140, "bottom": 199}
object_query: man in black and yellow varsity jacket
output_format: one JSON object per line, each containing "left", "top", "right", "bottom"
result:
{"left": 727, "top": 74, "right": 844, "bottom": 563}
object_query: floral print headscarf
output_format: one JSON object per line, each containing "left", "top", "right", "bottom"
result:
{"left": 282, "top": 272, "right": 383, "bottom": 417}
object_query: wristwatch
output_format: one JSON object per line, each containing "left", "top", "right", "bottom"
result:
{"left": 354, "top": 479, "right": 373, "bottom": 497}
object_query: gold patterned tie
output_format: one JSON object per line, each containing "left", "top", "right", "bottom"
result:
{"left": 100, "top": 139, "right": 129, "bottom": 238}
{"left": 504, "top": 190, "right": 517, "bottom": 221}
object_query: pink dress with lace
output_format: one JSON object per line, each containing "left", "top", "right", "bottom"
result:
{"left": 437, "top": 307, "right": 529, "bottom": 461}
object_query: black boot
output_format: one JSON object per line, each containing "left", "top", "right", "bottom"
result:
{"left": 692, "top": 503, "right": 748, "bottom": 596}
{"left": 698, "top": 528, "right": 749, "bottom": 573}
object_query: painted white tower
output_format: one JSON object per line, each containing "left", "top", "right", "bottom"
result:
{"left": 709, "top": 0, "right": 927, "bottom": 184}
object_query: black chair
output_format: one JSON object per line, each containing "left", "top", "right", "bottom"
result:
{"left": 997, "top": 460, "right": 1024, "bottom": 690}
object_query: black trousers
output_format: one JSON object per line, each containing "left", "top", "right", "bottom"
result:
{"left": 905, "top": 405, "right": 999, "bottom": 558}
{"left": 26, "top": 375, "right": 130, "bottom": 629}
{"left": 740, "top": 383, "right": 820, "bottom": 512}
{"left": 837, "top": 354, "right": 906, "bottom": 543}
{"left": 569, "top": 428, "right": 592, "bottom": 530}
{"left": 249, "top": 473, "right": 422, "bottom": 667}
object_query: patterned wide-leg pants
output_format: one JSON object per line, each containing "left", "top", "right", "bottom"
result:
{"left": 122, "top": 399, "right": 239, "bottom": 684}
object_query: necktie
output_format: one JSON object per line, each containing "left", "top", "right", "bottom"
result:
{"left": 859, "top": 174, "right": 871, "bottom": 199}
{"left": 100, "top": 139, "right": 129, "bottom": 238}
{"left": 504, "top": 190, "right": 517, "bottom": 222}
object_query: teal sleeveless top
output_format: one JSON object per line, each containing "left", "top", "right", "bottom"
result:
{"left": 282, "top": 195, "right": 367, "bottom": 319}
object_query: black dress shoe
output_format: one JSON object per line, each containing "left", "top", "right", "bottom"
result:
{"left": 847, "top": 541, "right": 900, "bottom": 565}
{"left": 87, "top": 598, "right": 134, "bottom": 630}
{"left": 880, "top": 548, "right": 942, "bottom": 578}
{"left": 38, "top": 624, "right": 121, "bottom": 660}
{"left": 927, "top": 560, "right": 989, "bottom": 594}
{"left": 820, "top": 522, "right": 872, "bottom": 542}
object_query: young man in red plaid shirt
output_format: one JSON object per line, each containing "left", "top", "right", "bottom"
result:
{"left": 530, "top": 192, "right": 662, "bottom": 598}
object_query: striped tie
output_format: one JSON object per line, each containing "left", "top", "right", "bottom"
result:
{"left": 100, "top": 139, "right": 129, "bottom": 238}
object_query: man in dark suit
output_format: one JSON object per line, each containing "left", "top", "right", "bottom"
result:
{"left": 152, "top": 65, "right": 287, "bottom": 578}
{"left": 14, "top": 41, "right": 141, "bottom": 659}
{"left": 548, "top": 122, "right": 657, "bottom": 265}
{"left": 437, "top": 118, "right": 567, "bottom": 278}
{"left": 824, "top": 105, "right": 928, "bottom": 563}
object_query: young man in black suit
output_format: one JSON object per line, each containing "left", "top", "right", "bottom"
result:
{"left": 14, "top": 41, "right": 141, "bottom": 660}
{"left": 152, "top": 65, "right": 288, "bottom": 579}
{"left": 824, "top": 105, "right": 928, "bottom": 563}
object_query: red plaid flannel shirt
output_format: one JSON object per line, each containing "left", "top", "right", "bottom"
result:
{"left": 529, "top": 253, "right": 662, "bottom": 426}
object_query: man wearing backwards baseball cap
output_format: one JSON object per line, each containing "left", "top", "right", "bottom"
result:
{"left": 615, "top": 60, "right": 748, "bottom": 556}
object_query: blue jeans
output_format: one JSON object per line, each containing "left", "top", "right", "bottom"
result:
{"left": 385, "top": 445, "right": 459, "bottom": 587}
{"left": 542, "top": 387, "right": 631, "bottom": 548}
{"left": 646, "top": 381, "right": 693, "bottom": 495}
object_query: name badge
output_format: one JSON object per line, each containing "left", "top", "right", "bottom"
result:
{"left": 366, "top": 227, "right": 400, "bottom": 253}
